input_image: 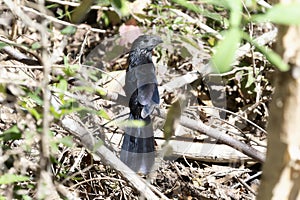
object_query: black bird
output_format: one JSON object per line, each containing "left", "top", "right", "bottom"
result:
{"left": 120, "top": 35, "right": 162, "bottom": 174}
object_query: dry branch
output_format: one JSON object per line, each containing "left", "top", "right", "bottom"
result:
{"left": 61, "top": 115, "right": 161, "bottom": 200}
{"left": 99, "top": 88, "right": 266, "bottom": 163}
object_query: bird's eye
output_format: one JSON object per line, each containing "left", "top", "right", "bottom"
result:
{"left": 144, "top": 39, "right": 149, "bottom": 43}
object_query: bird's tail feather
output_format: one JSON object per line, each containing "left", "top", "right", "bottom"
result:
{"left": 120, "top": 115, "right": 155, "bottom": 174}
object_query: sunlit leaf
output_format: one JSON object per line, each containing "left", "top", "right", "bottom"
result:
{"left": 252, "top": 2, "right": 300, "bottom": 25}
{"left": 118, "top": 119, "right": 146, "bottom": 128}
{"left": 110, "top": 0, "right": 129, "bottom": 16}
{"left": 61, "top": 26, "right": 77, "bottom": 35}
{"left": 226, "top": 0, "right": 242, "bottom": 27}
{"left": 243, "top": 33, "right": 289, "bottom": 71}
{"left": 245, "top": 72, "right": 255, "bottom": 88}
{"left": 0, "top": 174, "right": 29, "bottom": 184}
{"left": 31, "top": 42, "right": 41, "bottom": 50}
{"left": 256, "top": 45, "right": 289, "bottom": 71}
{"left": 28, "top": 91, "right": 43, "bottom": 106}
{"left": 212, "top": 28, "right": 241, "bottom": 73}
{"left": 0, "top": 42, "right": 8, "bottom": 49}
{"left": 71, "top": 0, "right": 94, "bottom": 24}
{"left": 201, "top": 0, "right": 230, "bottom": 9}
{"left": 97, "top": 109, "right": 111, "bottom": 120}
{"left": 27, "top": 107, "right": 42, "bottom": 120}
{"left": 172, "top": 0, "right": 224, "bottom": 23}
{"left": 56, "top": 136, "right": 74, "bottom": 147}
{"left": 0, "top": 125, "right": 21, "bottom": 142}
{"left": 57, "top": 79, "right": 68, "bottom": 92}
{"left": 163, "top": 99, "right": 181, "bottom": 140}
{"left": 96, "top": 88, "right": 107, "bottom": 96}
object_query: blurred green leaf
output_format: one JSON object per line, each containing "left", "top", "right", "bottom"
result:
{"left": 71, "top": 0, "right": 94, "bottom": 24}
{"left": 0, "top": 174, "right": 29, "bottom": 184}
{"left": 57, "top": 79, "right": 68, "bottom": 92}
{"left": 28, "top": 91, "right": 43, "bottom": 106}
{"left": 172, "top": 0, "right": 224, "bottom": 23}
{"left": 257, "top": 45, "right": 289, "bottom": 71}
{"left": 0, "top": 125, "right": 21, "bottom": 142}
{"left": 56, "top": 136, "right": 74, "bottom": 147}
{"left": 118, "top": 119, "right": 146, "bottom": 128}
{"left": 96, "top": 0, "right": 110, "bottom": 6}
{"left": 252, "top": 2, "right": 300, "bottom": 25}
{"left": 61, "top": 26, "right": 77, "bottom": 35}
{"left": 243, "top": 33, "right": 289, "bottom": 71}
{"left": 0, "top": 42, "right": 8, "bottom": 49}
{"left": 226, "top": 0, "right": 242, "bottom": 27}
{"left": 97, "top": 109, "right": 111, "bottom": 120}
{"left": 245, "top": 72, "right": 255, "bottom": 88}
{"left": 27, "top": 107, "right": 42, "bottom": 120}
{"left": 67, "top": 65, "right": 80, "bottom": 76}
{"left": 31, "top": 42, "right": 41, "bottom": 50}
{"left": 201, "top": 0, "right": 230, "bottom": 9}
{"left": 96, "top": 88, "right": 107, "bottom": 96}
{"left": 110, "top": 0, "right": 129, "bottom": 16}
{"left": 163, "top": 100, "right": 181, "bottom": 140}
{"left": 212, "top": 28, "right": 241, "bottom": 73}
{"left": 22, "top": 196, "right": 32, "bottom": 200}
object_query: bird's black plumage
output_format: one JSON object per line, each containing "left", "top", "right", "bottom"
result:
{"left": 120, "top": 35, "right": 162, "bottom": 174}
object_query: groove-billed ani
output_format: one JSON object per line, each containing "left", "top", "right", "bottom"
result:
{"left": 120, "top": 35, "right": 162, "bottom": 174}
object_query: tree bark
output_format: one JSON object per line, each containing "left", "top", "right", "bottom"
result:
{"left": 257, "top": 1, "right": 300, "bottom": 199}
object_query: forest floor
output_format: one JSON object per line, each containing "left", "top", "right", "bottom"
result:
{"left": 0, "top": 1, "right": 274, "bottom": 199}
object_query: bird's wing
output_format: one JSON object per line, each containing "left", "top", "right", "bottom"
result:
{"left": 137, "top": 83, "right": 157, "bottom": 105}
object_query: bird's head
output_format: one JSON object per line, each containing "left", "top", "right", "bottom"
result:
{"left": 130, "top": 35, "right": 163, "bottom": 51}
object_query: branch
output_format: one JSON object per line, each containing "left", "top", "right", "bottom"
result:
{"left": 99, "top": 87, "right": 266, "bottom": 163}
{"left": 61, "top": 115, "right": 161, "bottom": 200}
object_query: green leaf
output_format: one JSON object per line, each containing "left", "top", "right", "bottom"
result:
{"left": 245, "top": 72, "right": 255, "bottom": 88}
{"left": 97, "top": 109, "right": 111, "bottom": 120}
{"left": 243, "top": 33, "right": 289, "bottom": 71}
{"left": 0, "top": 42, "right": 8, "bottom": 49}
{"left": 96, "top": 88, "right": 107, "bottom": 96}
{"left": 27, "top": 107, "right": 42, "bottom": 120}
{"left": 257, "top": 45, "right": 289, "bottom": 71}
{"left": 163, "top": 100, "right": 181, "bottom": 140}
{"left": 212, "top": 28, "right": 241, "bottom": 73}
{"left": 57, "top": 79, "right": 68, "bottom": 92}
{"left": 118, "top": 119, "right": 146, "bottom": 128}
{"left": 61, "top": 26, "right": 77, "bottom": 35}
{"left": 31, "top": 42, "right": 41, "bottom": 50}
{"left": 56, "top": 136, "right": 74, "bottom": 147}
{"left": 28, "top": 92, "right": 43, "bottom": 106}
{"left": 0, "top": 125, "right": 21, "bottom": 142}
{"left": 0, "top": 195, "right": 6, "bottom": 200}
{"left": 201, "top": 0, "right": 230, "bottom": 9}
{"left": 71, "top": 0, "right": 94, "bottom": 24}
{"left": 110, "top": 0, "right": 129, "bottom": 16}
{"left": 252, "top": 2, "right": 300, "bottom": 25}
{"left": 0, "top": 174, "right": 29, "bottom": 184}
{"left": 226, "top": 0, "right": 242, "bottom": 27}
{"left": 172, "top": 0, "right": 224, "bottom": 23}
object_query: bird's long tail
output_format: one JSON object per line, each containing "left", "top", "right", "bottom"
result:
{"left": 120, "top": 115, "right": 155, "bottom": 174}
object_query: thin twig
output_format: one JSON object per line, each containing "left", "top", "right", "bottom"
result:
{"left": 0, "top": 36, "right": 41, "bottom": 65}
{"left": 234, "top": 175, "right": 257, "bottom": 195}
{"left": 46, "top": 0, "right": 114, "bottom": 10}
{"left": 200, "top": 106, "right": 267, "bottom": 134}
{"left": 21, "top": 6, "right": 106, "bottom": 33}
